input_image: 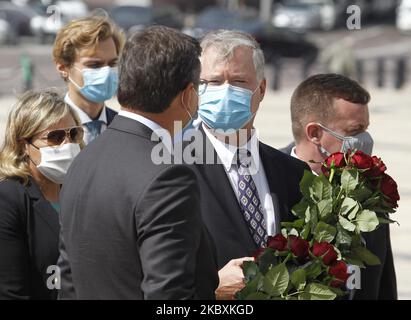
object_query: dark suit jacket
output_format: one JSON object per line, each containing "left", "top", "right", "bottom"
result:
{"left": 58, "top": 115, "right": 218, "bottom": 300}
{"left": 193, "top": 128, "right": 310, "bottom": 269}
{"left": 0, "top": 178, "right": 59, "bottom": 300}
{"left": 280, "top": 142, "right": 397, "bottom": 300}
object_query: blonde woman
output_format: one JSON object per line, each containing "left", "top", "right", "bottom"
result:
{"left": 0, "top": 90, "right": 84, "bottom": 300}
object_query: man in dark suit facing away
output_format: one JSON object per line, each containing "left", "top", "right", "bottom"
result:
{"left": 57, "top": 26, "right": 218, "bottom": 300}
{"left": 187, "top": 30, "right": 309, "bottom": 299}
{"left": 279, "top": 73, "right": 397, "bottom": 300}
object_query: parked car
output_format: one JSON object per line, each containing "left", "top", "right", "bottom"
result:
{"left": 0, "top": 17, "right": 11, "bottom": 44}
{"left": 184, "top": 6, "right": 318, "bottom": 64}
{"left": 29, "top": 0, "right": 89, "bottom": 43}
{"left": 0, "top": 1, "right": 36, "bottom": 44}
{"left": 273, "top": 0, "right": 348, "bottom": 31}
{"left": 108, "top": 4, "right": 184, "bottom": 35}
{"left": 397, "top": 0, "right": 411, "bottom": 33}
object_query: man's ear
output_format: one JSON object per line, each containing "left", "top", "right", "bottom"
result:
{"left": 180, "top": 83, "right": 195, "bottom": 109}
{"left": 305, "top": 122, "right": 323, "bottom": 145}
{"left": 258, "top": 78, "right": 266, "bottom": 102}
{"left": 56, "top": 63, "right": 69, "bottom": 81}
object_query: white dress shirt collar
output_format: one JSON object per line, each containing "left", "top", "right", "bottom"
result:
{"left": 65, "top": 93, "right": 108, "bottom": 125}
{"left": 291, "top": 146, "right": 318, "bottom": 176}
{"left": 118, "top": 110, "right": 172, "bottom": 154}
{"left": 202, "top": 124, "right": 260, "bottom": 172}
{"left": 290, "top": 146, "right": 299, "bottom": 160}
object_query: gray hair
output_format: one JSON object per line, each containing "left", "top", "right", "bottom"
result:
{"left": 200, "top": 29, "right": 265, "bottom": 82}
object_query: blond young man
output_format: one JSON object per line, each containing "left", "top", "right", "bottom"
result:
{"left": 53, "top": 15, "right": 125, "bottom": 144}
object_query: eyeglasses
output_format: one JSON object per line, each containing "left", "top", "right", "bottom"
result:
{"left": 197, "top": 79, "right": 209, "bottom": 96}
{"left": 36, "top": 126, "right": 84, "bottom": 147}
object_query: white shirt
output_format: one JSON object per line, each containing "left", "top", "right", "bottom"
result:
{"left": 65, "top": 94, "right": 108, "bottom": 145}
{"left": 203, "top": 125, "right": 278, "bottom": 236}
{"left": 118, "top": 110, "right": 173, "bottom": 154}
{"left": 290, "top": 146, "right": 299, "bottom": 160}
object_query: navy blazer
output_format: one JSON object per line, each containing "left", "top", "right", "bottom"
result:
{"left": 0, "top": 178, "right": 60, "bottom": 300}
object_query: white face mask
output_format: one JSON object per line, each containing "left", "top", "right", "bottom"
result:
{"left": 34, "top": 143, "right": 81, "bottom": 184}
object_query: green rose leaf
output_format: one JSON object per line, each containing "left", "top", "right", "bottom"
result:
{"left": 349, "top": 187, "right": 373, "bottom": 203}
{"left": 236, "top": 272, "right": 264, "bottom": 300}
{"left": 354, "top": 210, "right": 379, "bottom": 233}
{"left": 339, "top": 197, "right": 360, "bottom": 220}
{"left": 341, "top": 169, "right": 359, "bottom": 194}
{"left": 335, "top": 223, "right": 352, "bottom": 247}
{"left": 309, "top": 175, "right": 333, "bottom": 202}
{"left": 258, "top": 249, "right": 278, "bottom": 275}
{"left": 362, "top": 196, "right": 380, "bottom": 209}
{"left": 263, "top": 263, "right": 289, "bottom": 297}
{"left": 343, "top": 254, "right": 365, "bottom": 268}
{"left": 314, "top": 221, "right": 337, "bottom": 243}
{"left": 303, "top": 260, "right": 323, "bottom": 280}
{"left": 291, "top": 269, "right": 306, "bottom": 291}
{"left": 243, "top": 261, "right": 259, "bottom": 283}
{"left": 300, "top": 283, "right": 337, "bottom": 300}
{"left": 281, "top": 218, "right": 305, "bottom": 229}
{"left": 299, "top": 170, "right": 317, "bottom": 199}
{"left": 339, "top": 216, "right": 356, "bottom": 232}
{"left": 378, "top": 216, "right": 399, "bottom": 225}
{"left": 300, "top": 221, "right": 311, "bottom": 240}
{"left": 245, "top": 292, "right": 271, "bottom": 300}
{"left": 352, "top": 246, "right": 381, "bottom": 266}
{"left": 317, "top": 199, "right": 333, "bottom": 221}
{"left": 292, "top": 201, "right": 310, "bottom": 219}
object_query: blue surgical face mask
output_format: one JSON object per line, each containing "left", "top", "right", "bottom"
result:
{"left": 69, "top": 66, "right": 118, "bottom": 103}
{"left": 318, "top": 123, "right": 374, "bottom": 156}
{"left": 198, "top": 83, "right": 258, "bottom": 132}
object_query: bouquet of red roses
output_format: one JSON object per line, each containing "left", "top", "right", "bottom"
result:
{"left": 236, "top": 150, "right": 399, "bottom": 300}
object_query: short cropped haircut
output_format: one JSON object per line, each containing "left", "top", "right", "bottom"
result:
{"left": 200, "top": 29, "right": 265, "bottom": 82}
{"left": 52, "top": 15, "right": 125, "bottom": 67}
{"left": 291, "top": 74, "right": 370, "bottom": 143}
{"left": 117, "top": 26, "right": 202, "bottom": 113}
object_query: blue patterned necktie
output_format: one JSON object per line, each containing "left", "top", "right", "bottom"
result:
{"left": 236, "top": 150, "right": 268, "bottom": 248}
{"left": 85, "top": 120, "right": 104, "bottom": 142}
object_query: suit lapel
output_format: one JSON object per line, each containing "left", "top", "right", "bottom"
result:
{"left": 26, "top": 179, "right": 60, "bottom": 237}
{"left": 259, "top": 143, "right": 293, "bottom": 223}
{"left": 105, "top": 107, "right": 117, "bottom": 125}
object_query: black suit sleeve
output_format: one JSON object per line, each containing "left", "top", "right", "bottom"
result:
{"left": 0, "top": 182, "right": 30, "bottom": 300}
{"left": 56, "top": 229, "right": 76, "bottom": 300}
{"left": 135, "top": 165, "right": 202, "bottom": 300}
{"left": 378, "top": 224, "right": 397, "bottom": 300}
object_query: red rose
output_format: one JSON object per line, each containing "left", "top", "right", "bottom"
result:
{"left": 267, "top": 234, "right": 288, "bottom": 252}
{"left": 380, "top": 174, "right": 400, "bottom": 208}
{"left": 312, "top": 242, "right": 338, "bottom": 266}
{"left": 253, "top": 247, "right": 265, "bottom": 262}
{"left": 322, "top": 152, "right": 346, "bottom": 175}
{"left": 288, "top": 235, "right": 309, "bottom": 261}
{"left": 325, "top": 152, "right": 346, "bottom": 168}
{"left": 328, "top": 261, "right": 349, "bottom": 288}
{"left": 350, "top": 150, "right": 373, "bottom": 169}
{"left": 367, "top": 156, "right": 387, "bottom": 177}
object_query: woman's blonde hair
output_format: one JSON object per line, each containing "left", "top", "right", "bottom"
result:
{"left": 53, "top": 15, "right": 125, "bottom": 68}
{"left": 0, "top": 90, "right": 81, "bottom": 185}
